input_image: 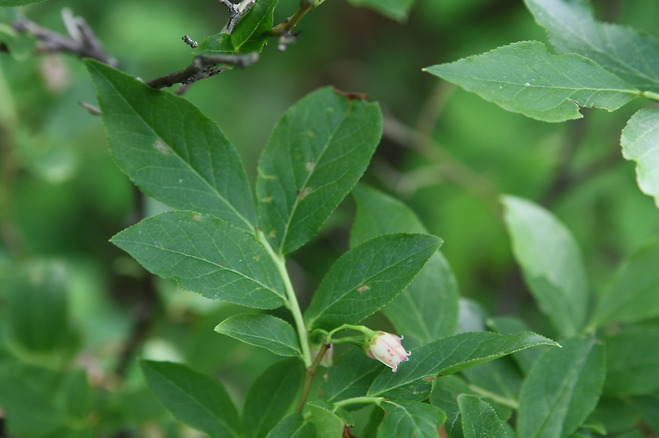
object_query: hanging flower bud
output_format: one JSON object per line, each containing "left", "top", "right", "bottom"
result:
{"left": 365, "top": 331, "right": 411, "bottom": 372}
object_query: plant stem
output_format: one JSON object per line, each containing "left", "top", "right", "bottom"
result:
{"left": 334, "top": 396, "right": 385, "bottom": 408}
{"left": 257, "top": 230, "right": 312, "bottom": 368}
{"left": 295, "top": 342, "right": 329, "bottom": 412}
{"left": 271, "top": 0, "right": 318, "bottom": 36}
{"left": 641, "top": 90, "right": 659, "bottom": 102}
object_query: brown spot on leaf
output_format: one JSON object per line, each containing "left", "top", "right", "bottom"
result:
{"left": 297, "top": 186, "right": 313, "bottom": 200}
{"left": 192, "top": 213, "right": 200, "bottom": 221}
{"left": 253, "top": 255, "right": 260, "bottom": 262}
{"left": 307, "top": 130, "right": 315, "bottom": 137}
{"left": 261, "top": 197, "right": 273, "bottom": 203}
{"left": 333, "top": 87, "right": 368, "bottom": 100}
{"left": 269, "top": 230, "right": 277, "bottom": 238}
{"left": 357, "top": 285, "right": 370, "bottom": 293}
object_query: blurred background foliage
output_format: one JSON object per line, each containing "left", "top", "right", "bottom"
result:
{"left": 1, "top": 0, "right": 658, "bottom": 436}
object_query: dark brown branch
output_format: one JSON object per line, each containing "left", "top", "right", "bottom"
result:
{"left": 12, "top": 8, "right": 117, "bottom": 67}
{"left": 146, "top": 52, "right": 259, "bottom": 89}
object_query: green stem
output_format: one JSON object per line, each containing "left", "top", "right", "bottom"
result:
{"left": 271, "top": 0, "right": 318, "bottom": 36}
{"left": 334, "top": 396, "right": 385, "bottom": 408}
{"left": 467, "top": 383, "right": 519, "bottom": 410}
{"left": 641, "top": 90, "right": 659, "bottom": 102}
{"left": 295, "top": 342, "right": 329, "bottom": 412}
{"left": 257, "top": 230, "right": 312, "bottom": 367}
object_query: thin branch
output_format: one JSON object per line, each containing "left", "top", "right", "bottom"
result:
{"left": 220, "top": 0, "right": 256, "bottom": 34}
{"left": 146, "top": 52, "right": 259, "bottom": 89}
{"left": 382, "top": 115, "right": 503, "bottom": 218}
{"left": 12, "top": 8, "right": 117, "bottom": 67}
{"left": 271, "top": 0, "right": 319, "bottom": 50}
{"left": 182, "top": 35, "right": 198, "bottom": 48}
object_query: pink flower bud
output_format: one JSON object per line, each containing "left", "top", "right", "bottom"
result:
{"left": 365, "top": 332, "right": 411, "bottom": 372}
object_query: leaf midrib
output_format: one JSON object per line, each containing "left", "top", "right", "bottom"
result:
{"left": 118, "top": 238, "right": 284, "bottom": 300}
{"left": 308, "top": 238, "right": 436, "bottom": 325}
{"left": 98, "top": 69, "right": 254, "bottom": 231}
{"left": 531, "top": 1, "right": 659, "bottom": 87}
{"left": 278, "top": 100, "right": 354, "bottom": 253}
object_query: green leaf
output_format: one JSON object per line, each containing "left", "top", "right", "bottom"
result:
{"left": 321, "top": 348, "right": 381, "bottom": 403}
{"left": 256, "top": 87, "right": 382, "bottom": 254}
{"left": 524, "top": 0, "right": 659, "bottom": 92}
{"left": 215, "top": 314, "right": 301, "bottom": 357}
{"left": 430, "top": 375, "right": 512, "bottom": 437}
{"left": 346, "top": 0, "right": 414, "bottom": 22}
{"left": 304, "top": 233, "right": 442, "bottom": 330}
{"left": 61, "top": 369, "right": 93, "bottom": 422}
{"left": 243, "top": 358, "right": 305, "bottom": 438}
{"left": 620, "top": 109, "right": 659, "bottom": 208}
{"left": 86, "top": 59, "right": 256, "bottom": 232}
{"left": 368, "top": 331, "right": 558, "bottom": 396}
{"left": 140, "top": 360, "right": 241, "bottom": 437}
{"left": 0, "top": 0, "right": 47, "bottom": 5}
{"left": 502, "top": 195, "right": 589, "bottom": 337}
{"left": 266, "top": 413, "right": 316, "bottom": 438}
{"left": 458, "top": 395, "right": 511, "bottom": 438}
{"left": 488, "top": 317, "right": 549, "bottom": 373}
{"left": 351, "top": 184, "right": 459, "bottom": 342}
{"left": 378, "top": 400, "right": 446, "bottom": 438}
{"left": 591, "top": 238, "right": 659, "bottom": 327}
{"left": 424, "top": 41, "right": 639, "bottom": 123}
{"left": 633, "top": 395, "right": 659, "bottom": 434}
{"left": 0, "top": 364, "right": 65, "bottom": 436}
{"left": 231, "top": 0, "right": 278, "bottom": 53}
{"left": 7, "top": 261, "right": 72, "bottom": 353}
{"left": 111, "top": 211, "right": 287, "bottom": 309}
{"left": 307, "top": 401, "right": 346, "bottom": 438}
{"left": 517, "top": 337, "right": 605, "bottom": 438}
{"left": 195, "top": 32, "right": 235, "bottom": 55}
{"left": 604, "top": 328, "right": 659, "bottom": 396}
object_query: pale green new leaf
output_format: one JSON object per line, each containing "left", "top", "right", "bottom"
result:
{"left": 243, "top": 359, "right": 304, "bottom": 438}
{"left": 378, "top": 400, "right": 446, "bottom": 438}
{"left": 111, "top": 211, "right": 287, "bottom": 309}
{"left": 351, "top": 184, "right": 458, "bottom": 342}
{"left": 215, "top": 314, "right": 301, "bottom": 358}
{"left": 86, "top": 59, "right": 256, "bottom": 232}
{"left": 525, "top": 0, "right": 659, "bottom": 92}
{"left": 231, "top": 0, "right": 278, "bottom": 53}
{"left": 346, "top": 0, "right": 414, "bottom": 22}
{"left": 458, "top": 395, "right": 511, "bottom": 438}
{"left": 590, "top": 238, "right": 659, "bottom": 327}
{"left": 141, "top": 361, "right": 241, "bottom": 438}
{"left": 256, "top": 87, "right": 382, "bottom": 254}
{"left": 304, "top": 233, "right": 441, "bottom": 330}
{"left": 502, "top": 195, "right": 589, "bottom": 337}
{"left": 368, "top": 331, "right": 558, "bottom": 396}
{"left": 620, "top": 109, "right": 659, "bottom": 208}
{"left": 604, "top": 328, "right": 659, "bottom": 396}
{"left": 517, "top": 337, "right": 605, "bottom": 438}
{"left": 424, "top": 41, "right": 639, "bottom": 122}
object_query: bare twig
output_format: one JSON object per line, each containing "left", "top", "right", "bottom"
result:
{"left": 182, "top": 35, "right": 198, "bottom": 48}
{"left": 271, "top": 0, "right": 318, "bottom": 50}
{"left": 146, "top": 52, "right": 259, "bottom": 89}
{"left": 12, "top": 8, "right": 117, "bottom": 67}
{"left": 382, "top": 115, "right": 502, "bottom": 218}
{"left": 220, "top": 0, "right": 256, "bottom": 34}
